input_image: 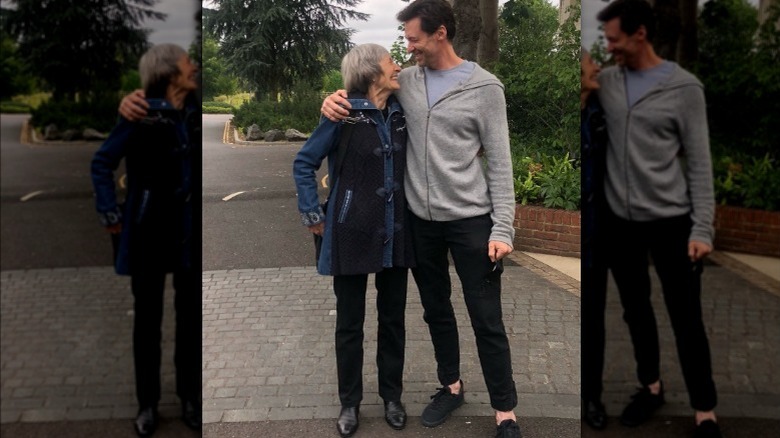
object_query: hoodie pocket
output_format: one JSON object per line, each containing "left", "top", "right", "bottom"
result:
{"left": 337, "top": 189, "right": 353, "bottom": 224}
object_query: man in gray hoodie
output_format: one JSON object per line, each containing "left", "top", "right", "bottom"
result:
{"left": 594, "top": 1, "right": 720, "bottom": 437}
{"left": 323, "top": 1, "right": 519, "bottom": 436}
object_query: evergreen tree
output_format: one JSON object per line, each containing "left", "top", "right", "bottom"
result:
{"left": 204, "top": 0, "right": 368, "bottom": 101}
{"left": 3, "top": 0, "right": 165, "bottom": 102}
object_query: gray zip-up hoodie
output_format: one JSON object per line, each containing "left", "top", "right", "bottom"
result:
{"left": 395, "top": 63, "right": 516, "bottom": 247}
{"left": 597, "top": 63, "right": 715, "bottom": 246}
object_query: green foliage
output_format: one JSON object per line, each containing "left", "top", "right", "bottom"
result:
{"left": 537, "top": 153, "right": 580, "bottom": 211}
{"left": 205, "top": 0, "right": 367, "bottom": 99}
{"left": 120, "top": 70, "right": 142, "bottom": 93}
{"left": 202, "top": 34, "right": 239, "bottom": 101}
{"left": 0, "top": 101, "right": 31, "bottom": 113}
{"left": 495, "top": 0, "right": 580, "bottom": 161}
{"left": 3, "top": 0, "right": 163, "bottom": 102}
{"left": 0, "top": 34, "right": 35, "bottom": 100}
{"left": 232, "top": 86, "right": 321, "bottom": 133}
{"left": 202, "top": 101, "right": 235, "bottom": 114}
{"left": 512, "top": 150, "right": 581, "bottom": 211}
{"left": 30, "top": 96, "right": 121, "bottom": 132}
{"left": 694, "top": 0, "right": 779, "bottom": 161}
{"left": 714, "top": 154, "right": 780, "bottom": 211}
{"left": 322, "top": 69, "right": 343, "bottom": 92}
{"left": 390, "top": 24, "right": 413, "bottom": 67}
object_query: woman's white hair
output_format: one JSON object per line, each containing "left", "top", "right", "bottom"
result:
{"left": 139, "top": 43, "right": 187, "bottom": 97}
{"left": 341, "top": 43, "right": 389, "bottom": 93}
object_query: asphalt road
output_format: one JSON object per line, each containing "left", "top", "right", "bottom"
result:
{"left": 0, "top": 114, "right": 116, "bottom": 270}
{"left": 202, "top": 114, "right": 327, "bottom": 270}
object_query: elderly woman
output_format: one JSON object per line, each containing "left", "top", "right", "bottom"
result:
{"left": 293, "top": 43, "right": 414, "bottom": 437}
{"left": 91, "top": 44, "right": 201, "bottom": 437}
{"left": 580, "top": 47, "right": 609, "bottom": 431}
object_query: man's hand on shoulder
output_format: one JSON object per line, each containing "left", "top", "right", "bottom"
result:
{"left": 321, "top": 89, "right": 351, "bottom": 122}
{"left": 488, "top": 241, "right": 513, "bottom": 262}
{"left": 119, "top": 89, "right": 149, "bottom": 121}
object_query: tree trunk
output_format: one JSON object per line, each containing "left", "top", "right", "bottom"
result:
{"left": 477, "top": 0, "right": 499, "bottom": 68}
{"left": 677, "top": 0, "right": 698, "bottom": 68}
{"left": 653, "top": 0, "right": 682, "bottom": 62}
{"left": 452, "top": 0, "right": 481, "bottom": 61}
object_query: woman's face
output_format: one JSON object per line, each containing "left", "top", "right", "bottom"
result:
{"left": 171, "top": 55, "right": 199, "bottom": 92}
{"left": 373, "top": 54, "right": 402, "bottom": 93}
{"left": 581, "top": 52, "right": 601, "bottom": 93}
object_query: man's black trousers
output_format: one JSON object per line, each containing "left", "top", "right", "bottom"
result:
{"left": 410, "top": 213, "right": 517, "bottom": 412}
{"left": 606, "top": 208, "right": 717, "bottom": 411}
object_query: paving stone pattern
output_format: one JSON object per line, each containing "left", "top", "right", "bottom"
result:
{"left": 201, "top": 260, "right": 582, "bottom": 424}
{"left": 600, "top": 263, "right": 780, "bottom": 419}
{"left": 0, "top": 268, "right": 181, "bottom": 424}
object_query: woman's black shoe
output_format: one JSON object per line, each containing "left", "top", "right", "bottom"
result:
{"left": 582, "top": 399, "right": 608, "bottom": 430}
{"left": 337, "top": 406, "right": 359, "bottom": 437}
{"left": 134, "top": 406, "right": 158, "bottom": 437}
{"left": 384, "top": 400, "right": 407, "bottom": 430}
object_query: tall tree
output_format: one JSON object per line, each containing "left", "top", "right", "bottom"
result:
{"left": 3, "top": 0, "right": 164, "bottom": 102}
{"left": 202, "top": 34, "right": 238, "bottom": 101}
{"left": 205, "top": 0, "right": 367, "bottom": 101}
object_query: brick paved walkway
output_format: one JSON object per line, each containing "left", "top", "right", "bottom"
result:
{"left": 600, "top": 258, "right": 780, "bottom": 419}
{"left": 0, "top": 268, "right": 181, "bottom": 424}
{"left": 201, "top": 254, "right": 582, "bottom": 424}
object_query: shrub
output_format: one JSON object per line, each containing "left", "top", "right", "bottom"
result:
{"left": 30, "top": 96, "right": 120, "bottom": 132}
{"left": 232, "top": 90, "right": 320, "bottom": 133}
{"left": 511, "top": 150, "right": 581, "bottom": 211}
{"left": 202, "top": 101, "right": 234, "bottom": 114}
{"left": 714, "top": 153, "right": 780, "bottom": 211}
{"left": 0, "top": 101, "right": 31, "bottom": 113}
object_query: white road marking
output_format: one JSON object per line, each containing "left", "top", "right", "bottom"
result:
{"left": 119, "top": 174, "right": 127, "bottom": 189}
{"left": 222, "top": 191, "right": 246, "bottom": 201}
{"left": 20, "top": 190, "right": 45, "bottom": 201}
{"left": 321, "top": 175, "right": 329, "bottom": 188}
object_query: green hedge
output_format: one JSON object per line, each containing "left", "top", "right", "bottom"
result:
{"left": 0, "top": 101, "right": 31, "bottom": 113}
{"left": 202, "top": 101, "right": 234, "bottom": 114}
{"left": 232, "top": 92, "right": 320, "bottom": 133}
{"left": 30, "top": 97, "right": 120, "bottom": 132}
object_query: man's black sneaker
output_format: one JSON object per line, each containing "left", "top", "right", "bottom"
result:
{"left": 620, "top": 382, "right": 665, "bottom": 427}
{"left": 420, "top": 381, "right": 465, "bottom": 427}
{"left": 495, "top": 419, "right": 522, "bottom": 438}
{"left": 694, "top": 420, "right": 723, "bottom": 438}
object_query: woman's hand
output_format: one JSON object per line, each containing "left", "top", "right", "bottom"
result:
{"left": 309, "top": 222, "right": 325, "bottom": 236}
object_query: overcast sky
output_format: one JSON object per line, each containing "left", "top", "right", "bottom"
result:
{"left": 146, "top": 0, "right": 199, "bottom": 49}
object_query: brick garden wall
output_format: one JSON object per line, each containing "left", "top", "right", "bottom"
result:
{"left": 513, "top": 205, "right": 581, "bottom": 258}
{"left": 714, "top": 205, "right": 780, "bottom": 258}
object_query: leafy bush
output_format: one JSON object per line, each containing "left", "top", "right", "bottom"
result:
{"left": 202, "top": 101, "right": 234, "bottom": 114}
{"left": 512, "top": 150, "right": 580, "bottom": 211}
{"left": 714, "top": 153, "right": 780, "bottom": 211}
{"left": 0, "top": 101, "right": 31, "bottom": 113}
{"left": 232, "top": 89, "right": 320, "bottom": 133}
{"left": 30, "top": 97, "right": 120, "bottom": 132}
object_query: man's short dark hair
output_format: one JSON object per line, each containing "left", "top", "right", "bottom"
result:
{"left": 397, "top": 0, "right": 457, "bottom": 41}
{"left": 596, "top": 0, "right": 656, "bottom": 42}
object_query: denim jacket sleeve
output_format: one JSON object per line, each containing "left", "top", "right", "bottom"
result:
{"left": 90, "top": 118, "right": 133, "bottom": 226}
{"left": 292, "top": 117, "right": 340, "bottom": 226}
